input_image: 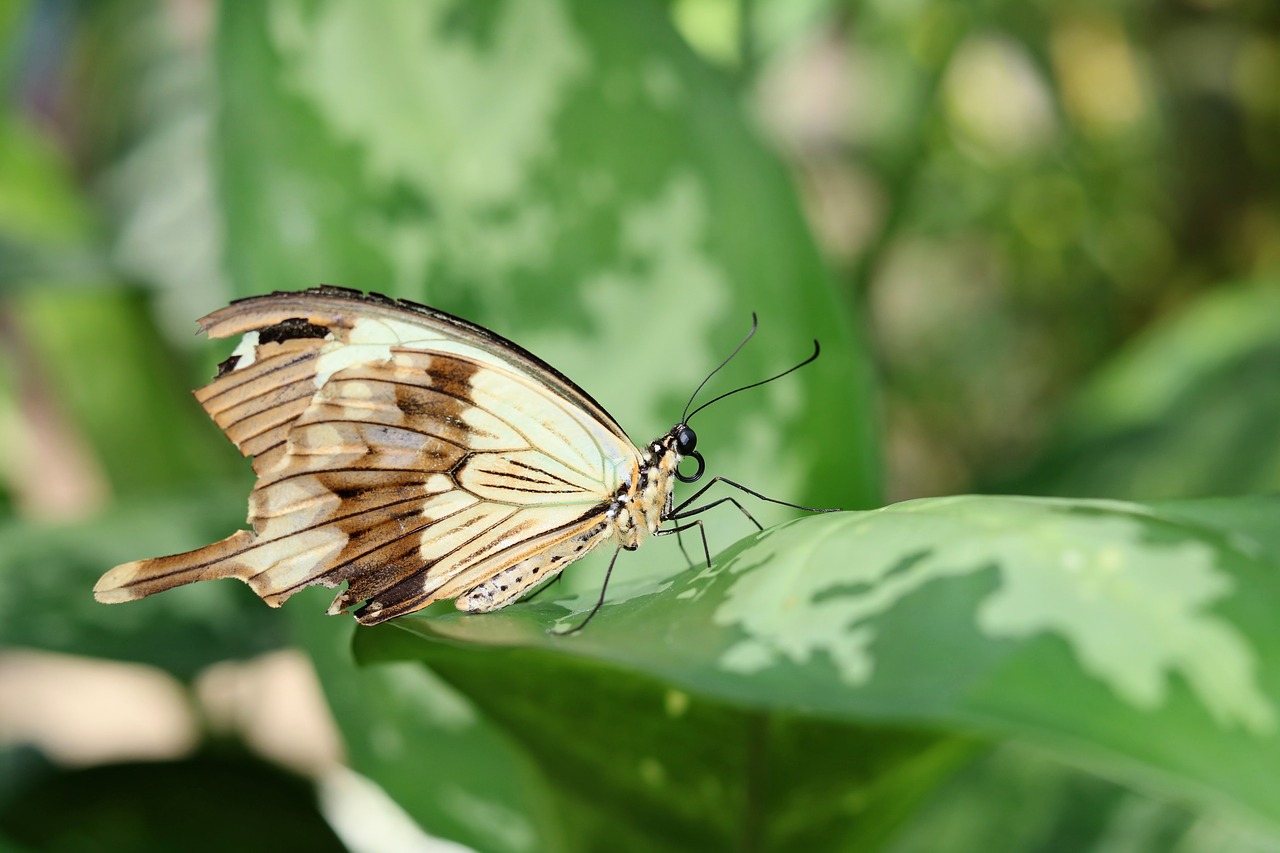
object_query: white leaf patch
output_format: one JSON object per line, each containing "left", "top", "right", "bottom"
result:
{"left": 712, "top": 497, "right": 1276, "bottom": 736}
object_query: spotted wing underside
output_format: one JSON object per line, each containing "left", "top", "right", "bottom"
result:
{"left": 94, "top": 288, "right": 637, "bottom": 624}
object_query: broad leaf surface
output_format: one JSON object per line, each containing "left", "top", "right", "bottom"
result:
{"left": 359, "top": 495, "right": 1280, "bottom": 840}
{"left": 0, "top": 486, "right": 281, "bottom": 678}
{"left": 1013, "top": 278, "right": 1280, "bottom": 500}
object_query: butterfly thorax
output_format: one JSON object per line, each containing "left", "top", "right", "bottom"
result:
{"left": 608, "top": 427, "right": 685, "bottom": 550}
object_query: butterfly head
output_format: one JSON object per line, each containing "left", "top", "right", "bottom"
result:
{"left": 645, "top": 422, "right": 706, "bottom": 491}
{"left": 673, "top": 424, "right": 705, "bottom": 483}
{"left": 652, "top": 423, "right": 704, "bottom": 484}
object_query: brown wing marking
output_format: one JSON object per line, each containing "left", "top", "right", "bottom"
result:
{"left": 346, "top": 509, "right": 612, "bottom": 624}
{"left": 195, "top": 338, "right": 327, "bottom": 475}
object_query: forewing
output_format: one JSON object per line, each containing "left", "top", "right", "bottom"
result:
{"left": 202, "top": 287, "right": 630, "bottom": 446}
{"left": 95, "top": 289, "right": 637, "bottom": 623}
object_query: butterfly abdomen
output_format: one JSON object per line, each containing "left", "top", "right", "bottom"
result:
{"left": 457, "top": 519, "right": 612, "bottom": 612}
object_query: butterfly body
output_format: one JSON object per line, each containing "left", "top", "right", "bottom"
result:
{"left": 94, "top": 287, "right": 697, "bottom": 625}
{"left": 455, "top": 427, "right": 692, "bottom": 612}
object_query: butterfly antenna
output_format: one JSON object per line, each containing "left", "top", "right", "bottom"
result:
{"left": 685, "top": 339, "right": 821, "bottom": 423}
{"left": 681, "top": 313, "right": 759, "bottom": 423}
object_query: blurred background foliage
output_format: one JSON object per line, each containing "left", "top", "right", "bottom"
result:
{"left": 1, "top": 0, "right": 1279, "bottom": 850}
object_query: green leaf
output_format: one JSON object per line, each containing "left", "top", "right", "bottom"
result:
{"left": 0, "top": 113, "right": 95, "bottom": 259}
{"left": 0, "top": 486, "right": 283, "bottom": 678}
{"left": 285, "top": 596, "right": 570, "bottom": 853}
{"left": 0, "top": 749, "right": 344, "bottom": 852}
{"left": 364, "top": 620, "right": 976, "bottom": 850}
{"left": 10, "top": 288, "right": 243, "bottom": 499}
{"left": 888, "top": 742, "right": 1280, "bottom": 853}
{"left": 358, "top": 495, "right": 1280, "bottom": 842}
{"left": 1013, "top": 277, "right": 1280, "bottom": 499}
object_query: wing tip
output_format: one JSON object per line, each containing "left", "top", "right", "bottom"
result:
{"left": 93, "top": 561, "right": 145, "bottom": 603}
{"left": 94, "top": 530, "right": 260, "bottom": 605}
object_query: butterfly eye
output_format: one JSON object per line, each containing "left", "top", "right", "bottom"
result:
{"left": 676, "top": 426, "right": 697, "bottom": 455}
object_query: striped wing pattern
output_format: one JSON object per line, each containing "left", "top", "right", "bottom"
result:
{"left": 94, "top": 288, "right": 639, "bottom": 624}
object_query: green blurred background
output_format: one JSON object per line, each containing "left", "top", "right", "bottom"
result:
{"left": 1, "top": 0, "right": 1279, "bottom": 850}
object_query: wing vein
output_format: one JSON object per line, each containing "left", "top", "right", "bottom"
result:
{"left": 201, "top": 349, "right": 321, "bottom": 403}
{"left": 284, "top": 417, "right": 471, "bottom": 452}
{"left": 341, "top": 375, "right": 594, "bottom": 472}
{"left": 265, "top": 505, "right": 519, "bottom": 586}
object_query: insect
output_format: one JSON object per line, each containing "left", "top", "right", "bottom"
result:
{"left": 94, "top": 287, "right": 831, "bottom": 632}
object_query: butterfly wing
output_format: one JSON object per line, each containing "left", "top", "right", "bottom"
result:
{"left": 94, "top": 288, "right": 638, "bottom": 624}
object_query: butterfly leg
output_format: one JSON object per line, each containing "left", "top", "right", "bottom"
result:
{"left": 654, "top": 520, "right": 712, "bottom": 568}
{"left": 553, "top": 519, "right": 715, "bottom": 637}
{"left": 550, "top": 544, "right": 624, "bottom": 636}
{"left": 670, "top": 494, "right": 763, "bottom": 532}
{"left": 674, "top": 526, "right": 697, "bottom": 569}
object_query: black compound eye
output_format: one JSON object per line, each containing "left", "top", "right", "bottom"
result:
{"left": 676, "top": 426, "right": 697, "bottom": 455}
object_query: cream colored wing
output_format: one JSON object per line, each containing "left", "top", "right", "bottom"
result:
{"left": 94, "top": 288, "right": 639, "bottom": 624}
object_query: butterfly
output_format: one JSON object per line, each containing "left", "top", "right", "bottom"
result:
{"left": 94, "top": 287, "right": 830, "bottom": 632}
